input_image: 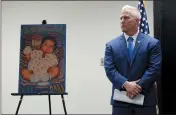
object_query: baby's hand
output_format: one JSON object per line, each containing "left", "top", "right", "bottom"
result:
{"left": 23, "top": 46, "right": 32, "bottom": 55}
{"left": 25, "top": 54, "right": 31, "bottom": 61}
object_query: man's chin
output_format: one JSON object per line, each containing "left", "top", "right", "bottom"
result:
{"left": 121, "top": 29, "right": 126, "bottom": 33}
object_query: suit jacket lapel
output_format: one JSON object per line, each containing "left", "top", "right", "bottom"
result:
{"left": 130, "top": 32, "right": 145, "bottom": 66}
{"left": 119, "top": 34, "right": 131, "bottom": 64}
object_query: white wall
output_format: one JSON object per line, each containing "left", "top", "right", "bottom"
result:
{"left": 1, "top": 1, "right": 153, "bottom": 114}
{"left": 0, "top": 0, "right": 2, "bottom": 114}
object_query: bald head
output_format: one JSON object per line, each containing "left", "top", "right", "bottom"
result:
{"left": 121, "top": 5, "right": 141, "bottom": 20}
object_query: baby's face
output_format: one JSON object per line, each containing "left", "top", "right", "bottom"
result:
{"left": 41, "top": 40, "right": 55, "bottom": 53}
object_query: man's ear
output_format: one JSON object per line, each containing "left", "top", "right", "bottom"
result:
{"left": 136, "top": 18, "right": 140, "bottom": 24}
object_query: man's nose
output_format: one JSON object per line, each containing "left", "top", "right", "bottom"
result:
{"left": 121, "top": 18, "right": 125, "bottom": 23}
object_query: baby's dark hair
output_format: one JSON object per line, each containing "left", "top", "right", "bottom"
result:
{"left": 41, "top": 36, "right": 57, "bottom": 50}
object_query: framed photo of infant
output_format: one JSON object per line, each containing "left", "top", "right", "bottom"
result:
{"left": 18, "top": 24, "right": 66, "bottom": 94}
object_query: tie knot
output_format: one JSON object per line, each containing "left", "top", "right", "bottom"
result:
{"left": 127, "top": 37, "right": 133, "bottom": 42}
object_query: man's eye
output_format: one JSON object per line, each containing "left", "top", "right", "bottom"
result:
{"left": 122, "top": 17, "right": 129, "bottom": 20}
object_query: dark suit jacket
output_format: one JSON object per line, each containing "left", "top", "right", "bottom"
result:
{"left": 104, "top": 32, "right": 162, "bottom": 107}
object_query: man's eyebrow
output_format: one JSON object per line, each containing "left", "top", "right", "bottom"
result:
{"left": 120, "top": 15, "right": 129, "bottom": 18}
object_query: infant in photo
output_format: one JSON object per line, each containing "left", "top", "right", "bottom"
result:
{"left": 22, "top": 36, "right": 59, "bottom": 83}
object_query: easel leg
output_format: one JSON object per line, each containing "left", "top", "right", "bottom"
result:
{"left": 48, "top": 95, "right": 52, "bottom": 115}
{"left": 61, "top": 94, "right": 67, "bottom": 115}
{"left": 15, "top": 95, "right": 24, "bottom": 115}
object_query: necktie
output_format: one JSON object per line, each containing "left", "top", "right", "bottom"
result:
{"left": 127, "top": 37, "right": 134, "bottom": 61}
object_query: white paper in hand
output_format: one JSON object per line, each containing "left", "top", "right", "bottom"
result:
{"left": 113, "top": 89, "right": 145, "bottom": 105}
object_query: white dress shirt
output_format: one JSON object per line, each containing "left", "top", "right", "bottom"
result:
{"left": 123, "top": 30, "right": 139, "bottom": 48}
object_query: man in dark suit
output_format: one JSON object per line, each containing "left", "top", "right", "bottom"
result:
{"left": 104, "top": 5, "right": 162, "bottom": 115}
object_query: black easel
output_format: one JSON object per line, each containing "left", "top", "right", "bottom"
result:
{"left": 11, "top": 20, "right": 68, "bottom": 115}
{"left": 11, "top": 93, "right": 68, "bottom": 115}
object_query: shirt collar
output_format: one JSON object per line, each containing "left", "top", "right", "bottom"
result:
{"left": 123, "top": 30, "right": 139, "bottom": 42}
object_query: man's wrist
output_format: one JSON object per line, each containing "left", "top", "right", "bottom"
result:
{"left": 122, "top": 81, "right": 128, "bottom": 89}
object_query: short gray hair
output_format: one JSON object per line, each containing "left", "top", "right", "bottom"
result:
{"left": 121, "top": 5, "right": 141, "bottom": 19}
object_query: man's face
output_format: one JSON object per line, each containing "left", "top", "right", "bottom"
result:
{"left": 120, "top": 11, "right": 138, "bottom": 33}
